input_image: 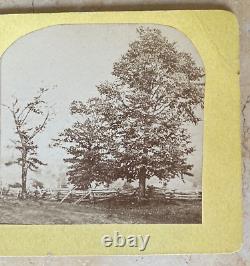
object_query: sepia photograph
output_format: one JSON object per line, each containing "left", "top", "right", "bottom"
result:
{"left": 0, "top": 24, "right": 205, "bottom": 224}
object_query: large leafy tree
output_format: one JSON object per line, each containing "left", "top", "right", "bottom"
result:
{"left": 58, "top": 27, "right": 205, "bottom": 197}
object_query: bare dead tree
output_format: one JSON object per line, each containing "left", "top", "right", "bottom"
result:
{"left": 2, "top": 88, "right": 52, "bottom": 198}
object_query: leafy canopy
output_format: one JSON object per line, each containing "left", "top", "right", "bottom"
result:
{"left": 56, "top": 27, "right": 204, "bottom": 189}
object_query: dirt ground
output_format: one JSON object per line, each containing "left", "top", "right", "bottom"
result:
{"left": 0, "top": 198, "right": 202, "bottom": 224}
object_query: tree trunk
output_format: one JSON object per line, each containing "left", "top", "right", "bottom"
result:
{"left": 138, "top": 167, "right": 146, "bottom": 199}
{"left": 21, "top": 164, "right": 27, "bottom": 199}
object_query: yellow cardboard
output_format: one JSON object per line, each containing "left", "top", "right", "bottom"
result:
{"left": 0, "top": 10, "right": 241, "bottom": 255}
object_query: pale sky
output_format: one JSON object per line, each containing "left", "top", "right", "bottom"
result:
{"left": 0, "top": 24, "right": 204, "bottom": 190}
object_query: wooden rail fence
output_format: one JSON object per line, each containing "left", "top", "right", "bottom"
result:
{"left": 1, "top": 186, "right": 202, "bottom": 203}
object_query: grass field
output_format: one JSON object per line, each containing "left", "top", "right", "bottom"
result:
{"left": 0, "top": 198, "right": 202, "bottom": 224}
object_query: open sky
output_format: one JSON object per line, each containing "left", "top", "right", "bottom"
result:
{"left": 0, "top": 24, "right": 204, "bottom": 190}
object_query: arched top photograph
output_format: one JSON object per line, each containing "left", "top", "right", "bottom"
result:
{"left": 0, "top": 24, "right": 205, "bottom": 224}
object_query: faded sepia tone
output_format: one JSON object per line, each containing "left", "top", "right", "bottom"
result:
{"left": 0, "top": 0, "right": 249, "bottom": 265}
{"left": 1, "top": 24, "right": 204, "bottom": 224}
